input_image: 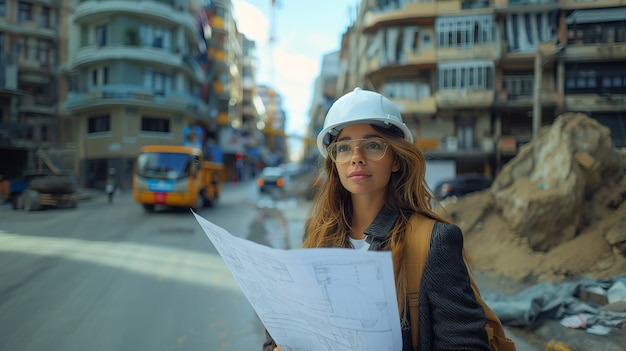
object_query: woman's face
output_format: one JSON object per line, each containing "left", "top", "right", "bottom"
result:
{"left": 333, "top": 123, "right": 399, "bottom": 198}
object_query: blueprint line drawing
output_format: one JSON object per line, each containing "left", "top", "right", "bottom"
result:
{"left": 192, "top": 212, "right": 403, "bottom": 351}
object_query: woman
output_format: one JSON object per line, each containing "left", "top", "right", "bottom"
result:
{"left": 264, "top": 88, "right": 490, "bottom": 350}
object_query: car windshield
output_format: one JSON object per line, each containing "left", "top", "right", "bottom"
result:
{"left": 136, "top": 152, "right": 192, "bottom": 180}
{"left": 261, "top": 167, "right": 284, "bottom": 178}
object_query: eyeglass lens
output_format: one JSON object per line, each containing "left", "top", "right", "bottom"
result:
{"left": 328, "top": 138, "right": 388, "bottom": 163}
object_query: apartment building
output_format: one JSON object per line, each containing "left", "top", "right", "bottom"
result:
{"left": 560, "top": 1, "right": 626, "bottom": 147}
{"left": 313, "top": 0, "right": 626, "bottom": 177}
{"left": 58, "top": 0, "right": 216, "bottom": 189}
{"left": 256, "top": 84, "right": 287, "bottom": 166}
{"left": 0, "top": 0, "right": 285, "bottom": 189}
{"left": 307, "top": 51, "right": 341, "bottom": 163}
{"left": 0, "top": 0, "right": 65, "bottom": 179}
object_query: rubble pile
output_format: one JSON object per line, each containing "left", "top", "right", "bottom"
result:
{"left": 441, "top": 112, "right": 626, "bottom": 283}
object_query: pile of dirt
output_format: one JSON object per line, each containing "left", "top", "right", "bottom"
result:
{"left": 439, "top": 112, "right": 626, "bottom": 284}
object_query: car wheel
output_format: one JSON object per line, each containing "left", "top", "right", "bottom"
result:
{"left": 23, "top": 190, "right": 40, "bottom": 212}
{"left": 194, "top": 193, "right": 204, "bottom": 211}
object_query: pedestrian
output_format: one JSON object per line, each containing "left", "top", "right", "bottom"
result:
{"left": 106, "top": 168, "right": 116, "bottom": 205}
{"left": 263, "top": 88, "right": 491, "bottom": 350}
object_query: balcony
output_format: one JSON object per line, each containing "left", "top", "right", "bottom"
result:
{"left": 437, "top": 43, "right": 500, "bottom": 62}
{"left": 566, "top": 93, "right": 626, "bottom": 112}
{"left": 415, "top": 138, "right": 440, "bottom": 151}
{"left": 212, "top": 16, "right": 225, "bottom": 31}
{"left": 494, "top": 0, "right": 558, "bottom": 11}
{"left": 560, "top": 0, "right": 626, "bottom": 10}
{"left": 363, "top": 0, "right": 463, "bottom": 33}
{"left": 563, "top": 42, "right": 626, "bottom": 61}
{"left": 0, "top": 54, "right": 18, "bottom": 92}
{"left": 421, "top": 135, "right": 496, "bottom": 156}
{"left": 407, "top": 48, "right": 437, "bottom": 66}
{"left": 73, "top": 0, "right": 195, "bottom": 34}
{"left": 391, "top": 96, "right": 437, "bottom": 115}
{"left": 19, "top": 95, "right": 57, "bottom": 115}
{"left": 72, "top": 45, "right": 200, "bottom": 80}
{"left": 64, "top": 85, "right": 207, "bottom": 115}
{"left": 7, "top": 20, "right": 58, "bottom": 38}
{"left": 436, "top": 89, "right": 495, "bottom": 108}
{"left": 495, "top": 75, "right": 558, "bottom": 107}
{"left": 18, "top": 57, "right": 55, "bottom": 74}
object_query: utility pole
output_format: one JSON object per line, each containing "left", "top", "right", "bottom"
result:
{"left": 533, "top": 52, "right": 542, "bottom": 139}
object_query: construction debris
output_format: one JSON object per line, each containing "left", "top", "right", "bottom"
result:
{"left": 440, "top": 112, "right": 626, "bottom": 283}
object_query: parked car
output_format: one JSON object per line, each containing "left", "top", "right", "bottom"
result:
{"left": 434, "top": 174, "right": 493, "bottom": 201}
{"left": 257, "top": 167, "right": 288, "bottom": 194}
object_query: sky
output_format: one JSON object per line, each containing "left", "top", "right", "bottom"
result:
{"left": 232, "top": 0, "right": 358, "bottom": 158}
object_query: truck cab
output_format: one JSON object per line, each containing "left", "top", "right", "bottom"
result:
{"left": 133, "top": 145, "right": 223, "bottom": 212}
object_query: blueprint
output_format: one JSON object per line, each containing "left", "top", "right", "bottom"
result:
{"left": 192, "top": 212, "right": 403, "bottom": 351}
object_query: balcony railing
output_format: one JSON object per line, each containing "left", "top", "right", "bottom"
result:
{"left": 508, "top": 0, "right": 557, "bottom": 5}
{"left": 502, "top": 75, "right": 534, "bottom": 100}
{"left": 65, "top": 85, "right": 207, "bottom": 114}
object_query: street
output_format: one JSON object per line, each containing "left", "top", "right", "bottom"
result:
{"left": 0, "top": 181, "right": 308, "bottom": 351}
{"left": 2, "top": 179, "right": 621, "bottom": 351}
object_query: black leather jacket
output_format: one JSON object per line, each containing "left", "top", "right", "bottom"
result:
{"left": 365, "top": 208, "right": 490, "bottom": 350}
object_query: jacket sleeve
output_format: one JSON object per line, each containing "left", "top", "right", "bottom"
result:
{"left": 421, "top": 222, "right": 490, "bottom": 350}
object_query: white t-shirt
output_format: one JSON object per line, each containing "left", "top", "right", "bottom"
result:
{"left": 349, "top": 237, "right": 371, "bottom": 251}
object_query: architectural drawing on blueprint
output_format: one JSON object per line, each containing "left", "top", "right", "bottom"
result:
{"left": 193, "top": 212, "right": 403, "bottom": 351}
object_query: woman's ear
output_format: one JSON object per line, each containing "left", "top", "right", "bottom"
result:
{"left": 392, "top": 159, "right": 400, "bottom": 172}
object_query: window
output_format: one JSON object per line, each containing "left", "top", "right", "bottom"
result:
{"left": 37, "top": 40, "right": 53, "bottom": 66}
{"left": 143, "top": 68, "right": 171, "bottom": 95}
{"left": 88, "top": 115, "right": 111, "bottom": 134}
{"left": 567, "top": 22, "right": 626, "bottom": 44}
{"left": 0, "top": 0, "right": 6, "bottom": 17}
{"left": 438, "top": 62, "right": 494, "bottom": 90}
{"left": 503, "top": 74, "right": 534, "bottom": 99}
{"left": 18, "top": 1, "right": 32, "bottom": 22}
{"left": 437, "top": 15, "right": 494, "bottom": 48}
{"left": 565, "top": 63, "right": 626, "bottom": 94}
{"left": 96, "top": 25, "right": 107, "bottom": 47}
{"left": 90, "top": 67, "right": 110, "bottom": 88}
{"left": 41, "top": 6, "right": 51, "bottom": 28}
{"left": 139, "top": 24, "right": 172, "bottom": 49}
{"left": 17, "top": 36, "right": 35, "bottom": 61}
{"left": 383, "top": 81, "right": 430, "bottom": 100}
{"left": 141, "top": 117, "right": 170, "bottom": 133}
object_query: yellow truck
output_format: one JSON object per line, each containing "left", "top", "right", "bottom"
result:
{"left": 133, "top": 145, "right": 224, "bottom": 212}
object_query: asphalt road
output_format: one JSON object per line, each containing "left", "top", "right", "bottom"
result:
{"left": 0, "top": 182, "right": 276, "bottom": 351}
{"left": 1, "top": 178, "right": 623, "bottom": 351}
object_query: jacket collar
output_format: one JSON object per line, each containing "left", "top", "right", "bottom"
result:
{"left": 363, "top": 207, "right": 400, "bottom": 250}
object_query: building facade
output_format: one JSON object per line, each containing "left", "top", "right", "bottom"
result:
{"left": 0, "top": 0, "right": 67, "bottom": 179}
{"left": 309, "top": 0, "right": 626, "bottom": 178}
{"left": 0, "top": 0, "right": 289, "bottom": 190}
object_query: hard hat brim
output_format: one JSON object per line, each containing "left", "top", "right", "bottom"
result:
{"left": 316, "top": 118, "right": 414, "bottom": 157}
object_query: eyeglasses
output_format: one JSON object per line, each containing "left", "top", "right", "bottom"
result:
{"left": 327, "top": 137, "right": 389, "bottom": 164}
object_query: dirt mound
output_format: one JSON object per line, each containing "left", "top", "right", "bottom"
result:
{"left": 438, "top": 112, "right": 626, "bottom": 284}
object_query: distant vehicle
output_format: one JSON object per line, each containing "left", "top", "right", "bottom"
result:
{"left": 133, "top": 145, "right": 224, "bottom": 212}
{"left": 257, "top": 167, "right": 288, "bottom": 194}
{"left": 20, "top": 172, "right": 78, "bottom": 212}
{"left": 434, "top": 174, "right": 493, "bottom": 201}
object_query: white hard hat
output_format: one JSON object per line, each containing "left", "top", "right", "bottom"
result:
{"left": 316, "top": 87, "right": 414, "bottom": 157}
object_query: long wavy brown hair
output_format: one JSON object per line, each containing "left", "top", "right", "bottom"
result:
{"left": 302, "top": 125, "right": 454, "bottom": 326}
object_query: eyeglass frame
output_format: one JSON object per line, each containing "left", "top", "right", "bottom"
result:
{"left": 326, "top": 137, "right": 390, "bottom": 164}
